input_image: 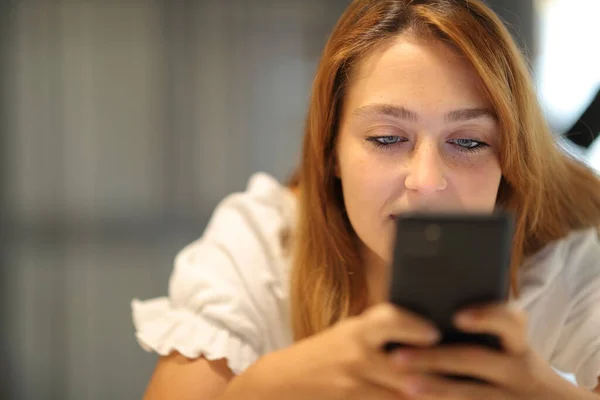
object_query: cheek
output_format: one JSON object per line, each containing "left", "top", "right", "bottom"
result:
{"left": 340, "top": 156, "right": 384, "bottom": 212}
{"left": 451, "top": 158, "right": 502, "bottom": 208}
{"left": 338, "top": 143, "right": 397, "bottom": 212}
{"left": 337, "top": 142, "right": 400, "bottom": 260}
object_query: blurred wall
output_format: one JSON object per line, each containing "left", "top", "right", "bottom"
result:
{"left": 1, "top": 1, "right": 348, "bottom": 399}
{"left": 0, "top": 1, "right": 548, "bottom": 399}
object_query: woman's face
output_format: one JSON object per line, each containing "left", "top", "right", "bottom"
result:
{"left": 335, "top": 33, "right": 502, "bottom": 265}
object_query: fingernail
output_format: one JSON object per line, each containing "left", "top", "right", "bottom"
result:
{"left": 400, "top": 376, "right": 424, "bottom": 395}
{"left": 456, "top": 310, "right": 477, "bottom": 325}
{"left": 427, "top": 329, "right": 441, "bottom": 341}
{"left": 456, "top": 313, "right": 471, "bottom": 325}
{"left": 391, "top": 350, "right": 415, "bottom": 365}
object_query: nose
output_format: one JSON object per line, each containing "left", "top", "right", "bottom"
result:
{"left": 404, "top": 140, "right": 448, "bottom": 195}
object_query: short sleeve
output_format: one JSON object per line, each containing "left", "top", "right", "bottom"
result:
{"left": 550, "top": 227, "right": 600, "bottom": 390}
{"left": 131, "top": 173, "right": 296, "bottom": 375}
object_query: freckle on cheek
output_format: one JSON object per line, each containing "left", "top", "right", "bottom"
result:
{"left": 445, "top": 154, "right": 465, "bottom": 170}
{"left": 451, "top": 154, "right": 493, "bottom": 170}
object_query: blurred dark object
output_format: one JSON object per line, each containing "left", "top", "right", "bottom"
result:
{"left": 565, "top": 89, "right": 600, "bottom": 149}
{"left": 485, "top": 0, "right": 536, "bottom": 61}
{"left": 486, "top": 0, "right": 599, "bottom": 150}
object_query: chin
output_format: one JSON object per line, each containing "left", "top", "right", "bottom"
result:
{"left": 371, "top": 238, "right": 395, "bottom": 266}
{"left": 356, "top": 232, "right": 392, "bottom": 266}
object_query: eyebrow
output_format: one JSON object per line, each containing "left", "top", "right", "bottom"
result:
{"left": 352, "top": 103, "right": 497, "bottom": 123}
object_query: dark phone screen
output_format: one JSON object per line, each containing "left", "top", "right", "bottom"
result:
{"left": 385, "top": 212, "right": 514, "bottom": 383}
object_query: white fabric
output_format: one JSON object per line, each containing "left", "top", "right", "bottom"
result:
{"left": 131, "top": 172, "right": 600, "bottom": 389}
{"left": 516, "top": 227, "right": 600, "bottom": 389}
{"left": 132, "top": 173, "right": 296, "bottom": 374}
{"left": 588, "top": 137, "right": 600, "bottom": 174}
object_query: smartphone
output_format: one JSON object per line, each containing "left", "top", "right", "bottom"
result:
{"left": 385, "top": 211, "right": 514, "bottom": 381}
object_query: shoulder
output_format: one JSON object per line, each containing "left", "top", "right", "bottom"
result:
{"left": 562, "top": 226, "right": 600, "bottom": 277}
{"left": 528, "top": 226, "right": 600, "bottom": 390}
{"left": 203, "top": 172, "right": 296, "bottom": 242}
{"left": 132, "top": 173, "right": 298, "bottom": 374}
{"left": 221, "top": 172, "right": 296, "bottom": 237}
{"left": 171, "top": 172, "right": 298, "bottom": 311}
{"left": 516, "top": 227, "right": 600, "bottom": 388}
{"left": 181, "top": 172, "right": 297, "bottom": 267}
{"left": 549, "top": 226, "right": 600, "bottom": 286}
{"left": 516, "top": 226, "right": 600, "bottom": 329}
{"left": 519, "top": 226, "right": 600, "bottom": 293}
{"left": 216, "top": 172, "right": 296, "bottom": 218}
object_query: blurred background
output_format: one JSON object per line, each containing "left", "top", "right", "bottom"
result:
{"left": 0, "top": 0, "right": 598, "bottom": 399}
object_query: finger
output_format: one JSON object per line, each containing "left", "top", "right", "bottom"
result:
{"left": 357, "top": 350, "right": 426, "bottom": 396}
{"left": 454, "top": 302, "right": 529, "bottom": 355}
{"left": 360, "top": 303, "right": 441, "bottom": 349}
{"left": 359, "top": 382, "right": 412, "bottom": 400}
{"left": 389, "top": 345, "right": 522, "bottom": 388}
{"left": 398, "top": 373, "right": 507, "bottom": 400}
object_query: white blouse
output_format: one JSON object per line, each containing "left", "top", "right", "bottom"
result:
{"left": 131, "top": 172, "right": 600, "bottom": 390}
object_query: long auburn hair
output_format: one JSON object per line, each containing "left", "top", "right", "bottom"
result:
{"left": 289, "top": 0, "right": 600, "bottom": 341}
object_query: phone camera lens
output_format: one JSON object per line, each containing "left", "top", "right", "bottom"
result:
{"left": 425, "top": 224, "right": 441, "bottom": 241}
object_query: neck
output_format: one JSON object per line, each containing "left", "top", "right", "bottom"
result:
{"left": 361, "top": 246, "right": 391, "bottom": 309}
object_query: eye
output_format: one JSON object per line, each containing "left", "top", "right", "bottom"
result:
{"left": 452, "top": 139, "right": 479, "bottom": 148}
{"left": 377, "top": 136, "right": 402, "bottom": 145}
{"left": 448, "top": 138, "right": 489, "bottom": 153}
{"left": 366, "top": 136, "right": 407, "bottom": 149}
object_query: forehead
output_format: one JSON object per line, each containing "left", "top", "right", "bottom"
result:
{"left": 343, "top": 33, "right": 491, "bottom": 114}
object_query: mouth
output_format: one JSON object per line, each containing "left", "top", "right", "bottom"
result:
{"left": 389, "top": 209, "right": 437, "bottom": 220}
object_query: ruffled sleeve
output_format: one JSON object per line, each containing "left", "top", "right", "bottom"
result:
{"left": 550, "top": 227, "right": 600, "bottom": 390}
{"left": 131, "top": 172, "right": 296, "bottom": 375}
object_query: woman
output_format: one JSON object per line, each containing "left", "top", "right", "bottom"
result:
{"left": 132, "top": 0, "right": 600, "bottom": 399}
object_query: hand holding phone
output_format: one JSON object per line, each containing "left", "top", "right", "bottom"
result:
{"left": 385, "top": 211, "right": 515, "bottom": 382}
